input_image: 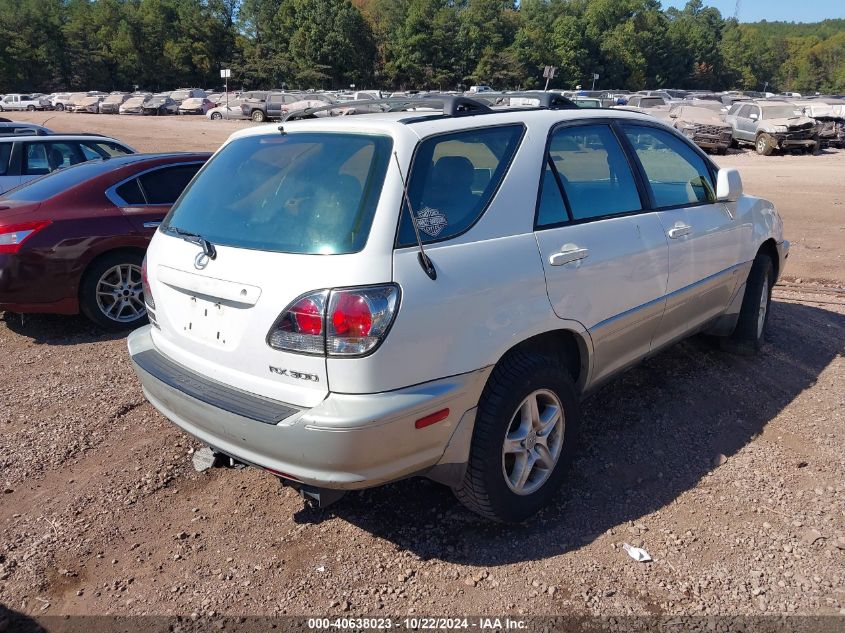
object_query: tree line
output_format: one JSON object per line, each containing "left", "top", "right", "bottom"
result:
{"left": 0, "top": 0, "right": 843, "bottom": 95}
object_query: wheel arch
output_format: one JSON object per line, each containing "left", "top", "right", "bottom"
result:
{"left": 758, "top": 237, "right": 780, "bottom": 281}
{"left": 489, "top": 327, "right": 592, "bottom": 396}
{"left": 77, "top": 246, "right": 147, "bottom": 299}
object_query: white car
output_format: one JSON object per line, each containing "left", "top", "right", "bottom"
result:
{"left": 0, "top": 133, "right": 135, "bottom": 194}
{"left": 129, "top": 98, "right": 789, "bottom": 522}
{"left": 206, "top": 99, "right": 246, "bottom": 120}
{"left": 0, "top": 94, "right": 48, "bottom": 112}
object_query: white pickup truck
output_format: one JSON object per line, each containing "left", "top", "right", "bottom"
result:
{"left": 0, "top": 94, "right": 48, "bottom": 112}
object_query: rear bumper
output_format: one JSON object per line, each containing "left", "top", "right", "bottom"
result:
{"left": 0, "top": 253, "right": 79, "bottom": 315}
{"left": 128, "top": 326, "right": 487, "bottom": 490}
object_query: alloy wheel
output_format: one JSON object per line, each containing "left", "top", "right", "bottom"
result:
{"left": 501, "top": 389, "right": 565, "bottom": 496}
{"left": 95, "top": 263, "right": 146, "bottom": 323}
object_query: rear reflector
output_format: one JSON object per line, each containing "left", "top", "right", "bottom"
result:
{"left": 415, "top": 408, "right": 450, "bottom": 429}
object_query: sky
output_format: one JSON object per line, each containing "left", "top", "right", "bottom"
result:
{"left": 662, "top": 0, "right": 844, "bottom": 23}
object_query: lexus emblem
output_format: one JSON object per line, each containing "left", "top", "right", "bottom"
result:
{"left": 194, "top": 252, "right": 209, "bottom": 270}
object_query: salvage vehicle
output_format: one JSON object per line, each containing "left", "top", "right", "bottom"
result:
{"left": 177, "top": 97, "right": 214, "bottom": 115}
{"left": 170, "top": 88, "right": 206, "bottom": 104}
{"left": 206, "top": 99, "right": 246, "bottom": 120}
{"left": 49, "top": 92, "right": 72, "bottom": 110}
{"left": 668, "top": 105, "right": 733, "bottom": 154}
{"left": 725, "top": 101, "right": 819, "bottom": 155}
{"left": 0, "top": 152, "right": 209, "bottom": 328}
{"left": 0, "top": 94, "right": 48, "bottom": 112}
{"left": 794, "top": 100, "right": 844, "bottom": 148}
{"left": 74, "top": 95, "right": 106, "bottom": 114}
{"left": 129, "top": 97, "right": 788, "bottom": 522}
{"left": 0, "top": 134, "right": 135, "bottom": 195}
{"left": 119, "top": 94, "right": 152, "bottom": 115}
{"left": 240, "top": 92, "right": 305, "bottom": 122}
{"left": 142, "top": 94, "right": 179, "bottom": 116}
{"left": 60, "top": 92, "right": 91, "bottom": 112}
{"left": 100, "top": 92, "right": 131, "bottom": 114}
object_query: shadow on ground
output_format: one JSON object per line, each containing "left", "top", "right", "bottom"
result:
{"left": 0, "top": 311, "right": 132, "bottom": 346}
{"left": 295, "top": 300, "right": 844, "bottom": 565}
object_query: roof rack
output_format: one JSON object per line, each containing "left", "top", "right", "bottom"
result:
{"left": 279, "top": 92, "right": 582, "bottom": 124}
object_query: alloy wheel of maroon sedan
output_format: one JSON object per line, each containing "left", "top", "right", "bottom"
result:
{"left": 0, "top": 152, "right": 210, "bottom": 329}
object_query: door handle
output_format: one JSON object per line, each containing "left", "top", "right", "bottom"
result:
{"left": 549, "top": 246, "right": 589, "bottom": 266}
{"left": 667, "top": 223, "right": 692, "bottom": 239}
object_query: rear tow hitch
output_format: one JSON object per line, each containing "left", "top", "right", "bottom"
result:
{"left": 282, "top": 480, "right": 347, "bottom": 509}
{"left": 191, "top": 447, "right": 246, "bottom": 472}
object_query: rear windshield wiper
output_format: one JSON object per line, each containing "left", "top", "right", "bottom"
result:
{"left": 162, "top": 225, "right": 217, "bottom": 260}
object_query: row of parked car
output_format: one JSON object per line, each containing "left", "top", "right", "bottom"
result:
{"left": 1, "top": 92, "right": 789, "bottom": 521}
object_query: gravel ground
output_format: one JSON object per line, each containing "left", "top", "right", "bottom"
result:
{"left": 0, "top": 113, "right": 843, "bottom": 622}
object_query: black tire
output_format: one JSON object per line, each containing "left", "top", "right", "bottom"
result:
{"left": 55, "top": 103, "right": 64, "bottom": 111}
{"left": 811, "top": 136, "right": 821, "bottom": 155}
{"left": 453, "top": 350, "right": 580, "bottom": 522}
{"left": 251, "top": 109, "right": 266, "bottom": 122}
{"left": 26, "top": 105, "right": 35, "bottom": 111}
{"left": 79, "top": 251, "right": 147, "bottom": 330}
{"left": 716, "top": 146, "right": 728, "bottom": 155}
{"left": 721, "top": 252, "right": 774, "bottom": 355}
{"left": 210, "top": 112, "right": 222, "bottom": 120}
{"left": 730, "top": 138, "right": 739, "bottom": 149}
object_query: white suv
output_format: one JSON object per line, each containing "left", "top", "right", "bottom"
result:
{"left": 129, "top": 98, "right": 789, "bottom": 522}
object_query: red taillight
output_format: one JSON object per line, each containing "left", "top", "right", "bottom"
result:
{"left": 291, "top": 297, "right": 323, "bottom": 335}
{"left": 267, "top": 285, "right": 400, "bottom": 357}
{"left": 331, "top": 293, "right": 372, "bottom": 337}
{"left": 141, "top": 256, "right": 155, "bottom": 310}
{"left": 0, "top": 220, "right": 51, "bottom": 254}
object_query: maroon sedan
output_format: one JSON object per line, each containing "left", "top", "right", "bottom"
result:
{"left": 0, "top": 152, "right": 210, "bottom": 328}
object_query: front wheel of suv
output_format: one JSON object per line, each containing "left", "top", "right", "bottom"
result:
{"left": 251, "top": 110, "right": 266, "bottom": 122}
{"left": 756, "top": 133, "right": 775, "bottom": 156}
{"left": 453, "top": 350, "right": 580, "bottom": 522}
{"left": 721, "top": 252, "right": 773, "bottom": 355}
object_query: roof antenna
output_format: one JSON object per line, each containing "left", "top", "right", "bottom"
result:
{"left": 392, "top": 151, "right": 436, "bottom": 280}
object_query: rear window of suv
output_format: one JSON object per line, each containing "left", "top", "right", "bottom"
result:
{"left": 163, "top": 133, "right": 393, "bottom": 255}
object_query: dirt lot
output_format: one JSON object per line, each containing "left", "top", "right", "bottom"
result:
{"left": 1, "top": 112, "right": 844, "bottom": 623}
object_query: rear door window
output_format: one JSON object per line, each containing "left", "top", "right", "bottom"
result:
{"left": 137, "top": 165, "right": 202, "bottom": 205}
{"left": 23, "top": 143, "right": 50, "bottom": 175}
{"left": 622, "top": 125, "right": 715, "bottom": 208}
{"left": 47, "top": 142, "right": 85, "bottom": 169}
{"left": 538, "top": 124, "right": 642, "bottom": 224}
{"left": 163, "top": 133, "right": 393, "bottom": 255}
{"left": 397, "top": 124, "right": 524, "bottom": 246}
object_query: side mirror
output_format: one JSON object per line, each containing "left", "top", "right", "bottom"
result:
{"left": 749, "top": 113, "right": 758, "bottom": 121}
{"left": 716, "top": 168, "right": 743, "bottom": 202}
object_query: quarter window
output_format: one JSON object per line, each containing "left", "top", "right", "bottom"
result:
{"left": 397, "top": 125, "right": 524, "bottom": 246}
{"left": 538, "top": 124, "right": 642, "bottom": 225}
{"left": 115, "top": 178, "right": 146, "bottom": 205}
{"left": 0, "top": 143, "right": 10, "bottom": 176}
{"left": 622, "top": 125, "right": 715, "bottom": 208}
